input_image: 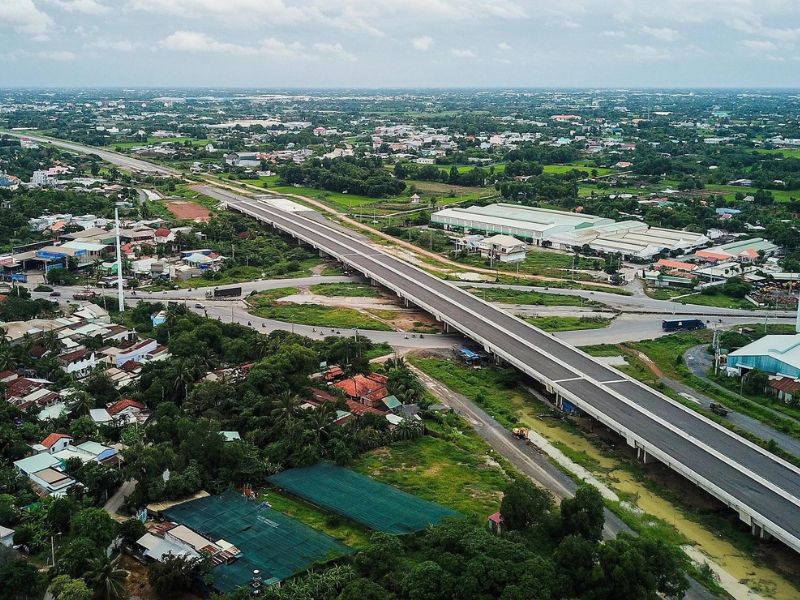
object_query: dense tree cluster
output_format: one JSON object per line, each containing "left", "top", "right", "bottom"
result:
{"left": 280, "top": 157, "right": 405, "bottom": 197}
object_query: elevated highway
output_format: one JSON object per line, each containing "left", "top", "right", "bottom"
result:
{"left": 6, "top": 131, "right": 798, "bottom": 554}
{"left": 200, "top": 186, "right": 800, "bottom": 554}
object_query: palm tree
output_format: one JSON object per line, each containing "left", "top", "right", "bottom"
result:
{"left": 41, "top": 329, "right": 63, "bottom": 355}
{"left": 86, "top": 554, "right": 128, "bottom": 600}
{"left": 172, "top": 358, "right": 196, "bottom": 402}
{"left": 69, "top": 390, "right": 94, "bottom": 417}
{"left": 270, "top": 392, "right": 299, "bottom": 431}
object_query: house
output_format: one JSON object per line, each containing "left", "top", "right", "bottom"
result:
{"left": 154, "top": 227, "right": 175, "bottom": 244}
{"left": 58, "top": 348, "right": 100, "bottom": 378}
{"left": 410, "top": 193, "right": 421, "bottom": 204}
{"left": 114, "top": 338, "right": 159, "bottom": 367}
{"left": 106, "top": 398, "right": 149, "bottom": 424}
{"left": 0, "top": 525, "right": 14, "bottom": 547}
{"left": 334, "top": 373, "right": 389, "bottom": 408}
{"left": 13, "top": 453, "right": 76, "bottom": 496}
{"left": 220, "top": 431, "right": 241, "bottom": 443}
{"left": 478, "top": 235, "right": 527, "bottom": 263}
{"left": 35, "top": 433, "right": 73, "bottom": 454}
{"left": 487, "top": 512, "right": 505, "bottom": 535}
{"left": 768, "top": 377, "right": 800, "bottom": 404}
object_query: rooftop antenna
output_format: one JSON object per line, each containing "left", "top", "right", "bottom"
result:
{"left": 115, "top": 208, "right": 125, "bottom": 313}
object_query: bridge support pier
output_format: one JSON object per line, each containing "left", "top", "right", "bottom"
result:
{"left": 751, "top": 522, "right": 772, "bottom": 541}
{"left": 636, "top": 446, "right": 657, "bottom": 464}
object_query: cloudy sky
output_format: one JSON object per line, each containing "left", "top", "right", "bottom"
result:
{"left": 1, "top": 0, "right": 799, "bottom": 88}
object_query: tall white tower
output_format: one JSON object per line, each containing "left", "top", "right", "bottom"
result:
{"left": 115, "top": 208, "right": 125, "bottom": 313}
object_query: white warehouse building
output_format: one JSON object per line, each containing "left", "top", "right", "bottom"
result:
{"left": 432, "top": 204, "right": 708, "bottom": 260}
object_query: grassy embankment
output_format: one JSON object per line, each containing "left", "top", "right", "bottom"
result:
{"left": 248, "top": 287, "right": 392, "bottom": 331}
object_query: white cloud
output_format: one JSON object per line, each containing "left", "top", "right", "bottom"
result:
{"left": 450, "top": 48, "right": 476, "bottom": 58}
{"left": 313, "top": 42, "right": 356, "bottom": 61}
{"left": 641, "top": 25, "right": 681, "bottom": 42}
{"left": 601, "top": 30, "right": 626, "bottom": 38}
{"left": 0, "top": 0, "right": 53, "bottom": 38}
{"left": 159, "top": 31, "right": 308, "bottom": 58}
{"left": 621, "top": 43, "right": 671, "bottom": 61}
{"left": 742, "top": 39, "right": 779, "bottom": 52}
{"left": 45, "top": 0, "right": 110, "bottom": 14}
{"left": 497, "top": 42, "right": 512, "bottom": 51}
{"left": 37, "top": 50, "right": 77, "bottom": 61}
{"left": 412, "top": 36, "right": 433, "bottom": 51}
{"left": 86, "top": 39, "right": 139, "bottom": 52}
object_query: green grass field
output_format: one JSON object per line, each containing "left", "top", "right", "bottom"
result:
{"left": 113, "top": 136, "right": 210, "bottom": 149}
{"left": 675, "top": 292, "right": 756, "bottom": 310}
{"left": 309, "top": 282, "right": 382, "bottom": 297}
{"left": 262, "top": 489, "right": 371, "bottom": 548}
{"left": 525, "top": 315, "right": 610, "bottom": 332}
{"left": 249, "top": 287, "right": 392, "bottom": 330}
{"left": 466, "top": 287, "right": 604, "bottom": 307}
{"left": 754, "top": 148, "right": 800, "bottom": 160}
{"left": 352, "top": 426, "right": 512, "bottom": 519}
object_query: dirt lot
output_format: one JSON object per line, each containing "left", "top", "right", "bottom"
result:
{"left": 166, "top": 200, "right": 211, "bottom": 222}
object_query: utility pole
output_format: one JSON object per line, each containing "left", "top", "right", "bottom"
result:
{"left": 115, "top": 208, "right": 125, "bottom": 313}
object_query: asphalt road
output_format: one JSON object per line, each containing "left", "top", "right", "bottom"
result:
{"left": 203, "top": 186, "right": 800, "bottom": 552}
{"left": 460, "top": 281, "right": 797, "bottom": 318}
{"left": 2, "top": 131, "right": 180, "bottom": 176}
{"left": 555, "top": 313, "right": 797, "bottom": 345}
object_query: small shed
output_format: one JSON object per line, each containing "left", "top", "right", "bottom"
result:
{"left": 487, "top": 512, "right": 504, "bottom": 536}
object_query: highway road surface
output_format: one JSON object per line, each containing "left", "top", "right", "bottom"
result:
{"left": 203, "top": 185, "right": 800, "bottom": 554}
{"left": 2, "top": 131, "right": 179, "bottom": 176}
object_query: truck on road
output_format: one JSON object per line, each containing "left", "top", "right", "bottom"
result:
{"left": 662, "top": 318, "right": 706, "bottom": 332}
{"left": 207, "top": 286, "right": 242, "bottom": 299}
{"left": 709, "top": 403, "right": 730, "bottom": 417}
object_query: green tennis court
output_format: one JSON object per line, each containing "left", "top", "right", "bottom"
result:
{"left": 162, "top": 490, "right": 352, "bottom": 592}
{"left": 267, "top": 463, "right": 459, "bottom": 534}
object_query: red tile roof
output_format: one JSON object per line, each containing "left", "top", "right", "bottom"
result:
{"left": 4, "top": 377, "right": 42, "bottom": 399}
{"left": 107, "top": 398, "right": 146, "bottom": 416}
{"left": 309, "top": 388, "right": 338, "bottom": 404}
{"left": 333, "top": 373, "right": 388, "bottom": 400}
{"left": 770, "top": 378, "right": 800, "bottom": 394}
{"left": 345, "top": 400, "right": 385, "bottom": 416}
{"left": 154, "top": 228, "right": 171, "bottom": 237}
{"left": 41, "top": 433, "right": 72, "bottom": 448}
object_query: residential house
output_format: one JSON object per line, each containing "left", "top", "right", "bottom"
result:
{"left": 768, "top": 377, "right": 800, "bottom": 404}
{"left": 58, "top": 348, "right": 100, "bottom": 378}
{"left": 0, "top": 526, "right": 14, "bottom": 547}
{"left": 333, "top": 373, "right": 389, "bottom": 408}
{"left": 478, "top": 234, "right": 527, "bottom": 263}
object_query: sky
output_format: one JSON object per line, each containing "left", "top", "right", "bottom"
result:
{"left": 0, "top": 0, "right": 799, "bottom": 88}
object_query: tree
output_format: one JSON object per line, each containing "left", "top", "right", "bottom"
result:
{"left": 339, "top": 578, "right": 392, "bottom": 600}
{"left": 85, "top": 554, "right": 128, "bottom": 600}
{"left": 148, "top": 553, "right": 205, "bottom": 599}
{"left": 560, "top": 485, "right": 605, "bottom": 541}
{"left": 47, "top": 496, "right": 76, "bottom": 534}
{"left": 553, "top": 534, "right": 597, "bottom": 597}
{"left": 118, "top": 518, "right": 146, "bottom": 544}
{"left": 71, "top": 508, "right": 119, "bottom": 548}
{"left": 0, "top": 559, "right": 45, "bottom": 600}
{"left": 48, "top": 575, "right": 93, "bottom": 600}
{"left": 403, "top": 560, "right": 453, "bottom": 600}
{"left": 500, "top": 478, "right": 554, "bottom": 531}
{"left": 592, "top": 533, "right": 688, "bottom": 600}
{"left": 57, "top": 537, "right": 101, "bottom": 578}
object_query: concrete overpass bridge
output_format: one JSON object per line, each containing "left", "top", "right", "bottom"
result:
{"left": 200, "top": 186, "right": 800, "bottom": 554}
